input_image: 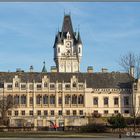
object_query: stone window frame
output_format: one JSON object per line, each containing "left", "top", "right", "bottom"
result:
{"left": 93, "top": 97, "right": 98, "bottom": 106}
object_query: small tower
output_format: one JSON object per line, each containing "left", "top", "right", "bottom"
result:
{"left": 42, "top": 61, "right": 47, "bottom": 73}
{"left": 53, "top": 14, "right": 83, "bottom": 73}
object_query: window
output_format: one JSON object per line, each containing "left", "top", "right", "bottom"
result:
{"left": 37, "top": 110, "right": 41, "bottom": 116}
{"left": 124, "top": 110, "right": 129, "bottom": 114}
{"left": 124, "top": 96, "right": 129, "bottom": 106}
{"left": 58, "top": 97, "right": 62, "bottom": 105}
{"left": 79, "top": 84, "right": 84, "bottom": 90}
{"left": 104, "top": 97, "right": 109, "bottom": 106}
{"left": 93, "top": 110, "right": 98, "bottom": 114}
{"left": 44, "top": 110, "right": 48, "bottom": 116}
{"left": 65, "top": 84, "right": 70, "bottom": 90}
{"left": 66, "top": 110, "right": 70, "bottom": 115}
{"left": 21, "top": 95, "right": 26, "bottom": 105}
{"left": 50, "top": 110, "right": 54, "bottom": 116}
{"left": 29, "top": 110, "right": 33, "bottom": 116}
{"left": 44, "top": 82, "right": 48, "bottom": 88}
{"left": 29, "top": 84, "right": 33, "bottom": 90}
{"left": 79, "top": 47, "right": 81, "bottom": 53}
{"left": 104, "top": 110, "right": 108, "bottom": 114}
{"left": 30, "top": 97, "right": 33, "bottom": 105}
{"left": 73, "top": 82, "right": 77, "bottom": 88}
{"left": 7, "top": 95, "right": 13, "bottom": 106}
{"left": 114, "top": 97, "right": 119, "bottom": 105}
{"left": 50, "top": 84, "right": 55, "bottom": 90}
{"left": 114, "top": 110, "right": 119, "bottom": 114}
{"left": 15, "top": 111, "right": 18, "bottom": 116}
{"left": 65, "top": 95, "right": 71, "bottom": 104}
{"left": 134, "top": 84, "right": 137, "bottom": 90}
{"left": 14, "top": 95, "right": 19, "bottom": 105}
{"left": 58, "top": 110, "right": 62, "bottom": 116}
{"left": 37, "top": 84, "right": 42, "bottom": 90}
{"left": 72, "top": 95, "right": 77, "bottom": 104}
{"left": 58, "top": 47, "right": 60, "bottom": 53}
{"left": 93, "top": 97, "right": 98, "bottom": 106}
{"left": 21, "top": 111, "right": 25, "bottom": 116}
{"left": 78, "top": 95, "right": 84, "bottom": 104}
{"left": 73, "top": 110, "right": 77, "bottom": 116}
{"left": 21, "top": 84, "right": 26, "bottom": 90}
{"left": 43, "top": 95, "right": 48, "bottom": 105}
{"left": 7, "top": 84, "right": 12, "bottom": 90}
{"left": 8, "top": 111, "right": 12, "bottom": 116}
{"left": 50, "top": 95, "right": 55, "bottom": 105}
{"left": 15, "top": 82, "right": 19, "bottom": 88}
{"left": 36, "top": 95, "right": 42, "bottom": 105}
{"left": 58, "top": 84, "right": 62, "bottom": 90}
{"left": 79, "top": 110, "right": 83, "bottom": 115}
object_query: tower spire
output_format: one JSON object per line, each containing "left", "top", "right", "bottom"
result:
{"left": 42, "top": 61, "right": 47, "bottom": 73}
{"left": 77, "top": 31, "right": 82, "bottom": 44}
{"left": 61, "top": 14, "right": 74, "bottom": 37}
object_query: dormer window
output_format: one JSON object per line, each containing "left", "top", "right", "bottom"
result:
{"left": 44, "top": 82, "right": 48, "bottom": 88}
{"left": 66, "top": 32, "right": 70, "bottom": 40}
{"left": 73, "top": 82, "right": 77, "bottom": 88}
{"left": 15, "top": 82, "right": 19, "bottom": 88}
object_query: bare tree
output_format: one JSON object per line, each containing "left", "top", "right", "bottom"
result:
{"left": 0, "top": 95, "right": 14, "bottom": 126}
{"left": 119, "top": 52, "right": 140, "bottom": 137}
{"left": 119, "top": 52, "right": 140, "bottom": 79}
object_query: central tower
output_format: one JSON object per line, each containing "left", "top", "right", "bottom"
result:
{"left": 53, "top": 15, "right": 82, "bottom": 73}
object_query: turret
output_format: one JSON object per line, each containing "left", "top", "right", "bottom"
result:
{"left": 53, "top": 14, "right": 83, "bottom": 73}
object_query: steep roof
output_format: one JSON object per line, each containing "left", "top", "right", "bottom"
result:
{"left": 77, "top": 32, "right": 82, "bottom": 44}
{"left": 0, "top": 72, "right": 132, "bottom": 89}
{"left": 62, "top": 15, "right": 74, "bottom": 37}
{"left": 42, "top": 61, "right": 47, "bottom": 73}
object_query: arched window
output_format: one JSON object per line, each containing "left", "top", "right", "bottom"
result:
{"left": 73, "top": 82, "right": 77, "bottom": 88}
{"left": 78, "top": 94, "right": 84, "bottom": 104}
{"left": 14, "top": 95, "right": 19, "bottom": 105}
{"left": 72, "top": 94, "right": 77, "bottom": 104}
{"left": 58, "top": 47, "right": 60, "bottom": 53}
{"left": 21, "top": 95, "right": 26, "bottom": 105}
{"left": 44, "top": 82, "right": 48, "bottom": 88}
{"left": 79, "top": 47, "right": 81, "bottom": 53}
{"left": 43, "top": 95, "right": 48, "bottom": 104}
{"left": 65, "top": 95, "right": 71, "bottom": 104}
{"left": 15, "top": 82, "right": 19, "bottom": 88}
{"left": 7, "top": 95, "right": 13, "bottom": 106}
{"left": 36, "top": 95, "right": 42, "bottom": 105}
{"left": 50, "top": 95, "right": 55, "bottom": 105}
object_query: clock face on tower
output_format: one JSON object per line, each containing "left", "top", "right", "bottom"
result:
{"left": 66, "top": 41, "right": 71, "bottom": 48}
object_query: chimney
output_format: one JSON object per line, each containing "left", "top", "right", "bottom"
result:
{"left": 102, "top": 68, "right": 108, "bottom": 73}
{"left": 51, "top": 66, "right": 57, "bottom": 73}
{"left": 87, "top": 66, "right": 93, "bottom": 73}
{"left": 30, "top": 65, "right": 33, "bottom": 72}
{"left": 130, "top": 66, "right": 134, "bottom": 77}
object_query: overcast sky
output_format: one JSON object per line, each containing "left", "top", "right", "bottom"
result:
{"left": 0, "top": 2, "right": 140, "bottom": 72}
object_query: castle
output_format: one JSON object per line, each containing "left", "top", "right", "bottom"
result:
{"left": 0, "top": 14, "right": 139, "bottom": 128}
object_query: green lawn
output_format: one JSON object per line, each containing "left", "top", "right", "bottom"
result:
{"left": 0, "top": 131, "right": 117, "bottom": 138}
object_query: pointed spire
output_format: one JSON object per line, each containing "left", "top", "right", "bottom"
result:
{"left": 42, "top": 61, "right": 47, "bottom": 73}
{"left": 61, "top": 14, "right": 74, "bottom": 37}
{"left": 77, "top": 31, "right": 82, "bottom": 44}
{"left": 57, "top": 32, "right": 62, "bottom": 44}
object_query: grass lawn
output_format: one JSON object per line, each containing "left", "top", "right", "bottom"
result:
{"left": 0, "top": 131, "right": 118, "bottom": 138}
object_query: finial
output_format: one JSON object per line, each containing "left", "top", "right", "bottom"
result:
{"left": 42, "top": 61, "right": 47, "bottom": 73}
{"left": 78, "top": 24, "right": 80, "bottom": 32}
{"left": 43, "top": 61, "right": 45, "bottom": 65}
